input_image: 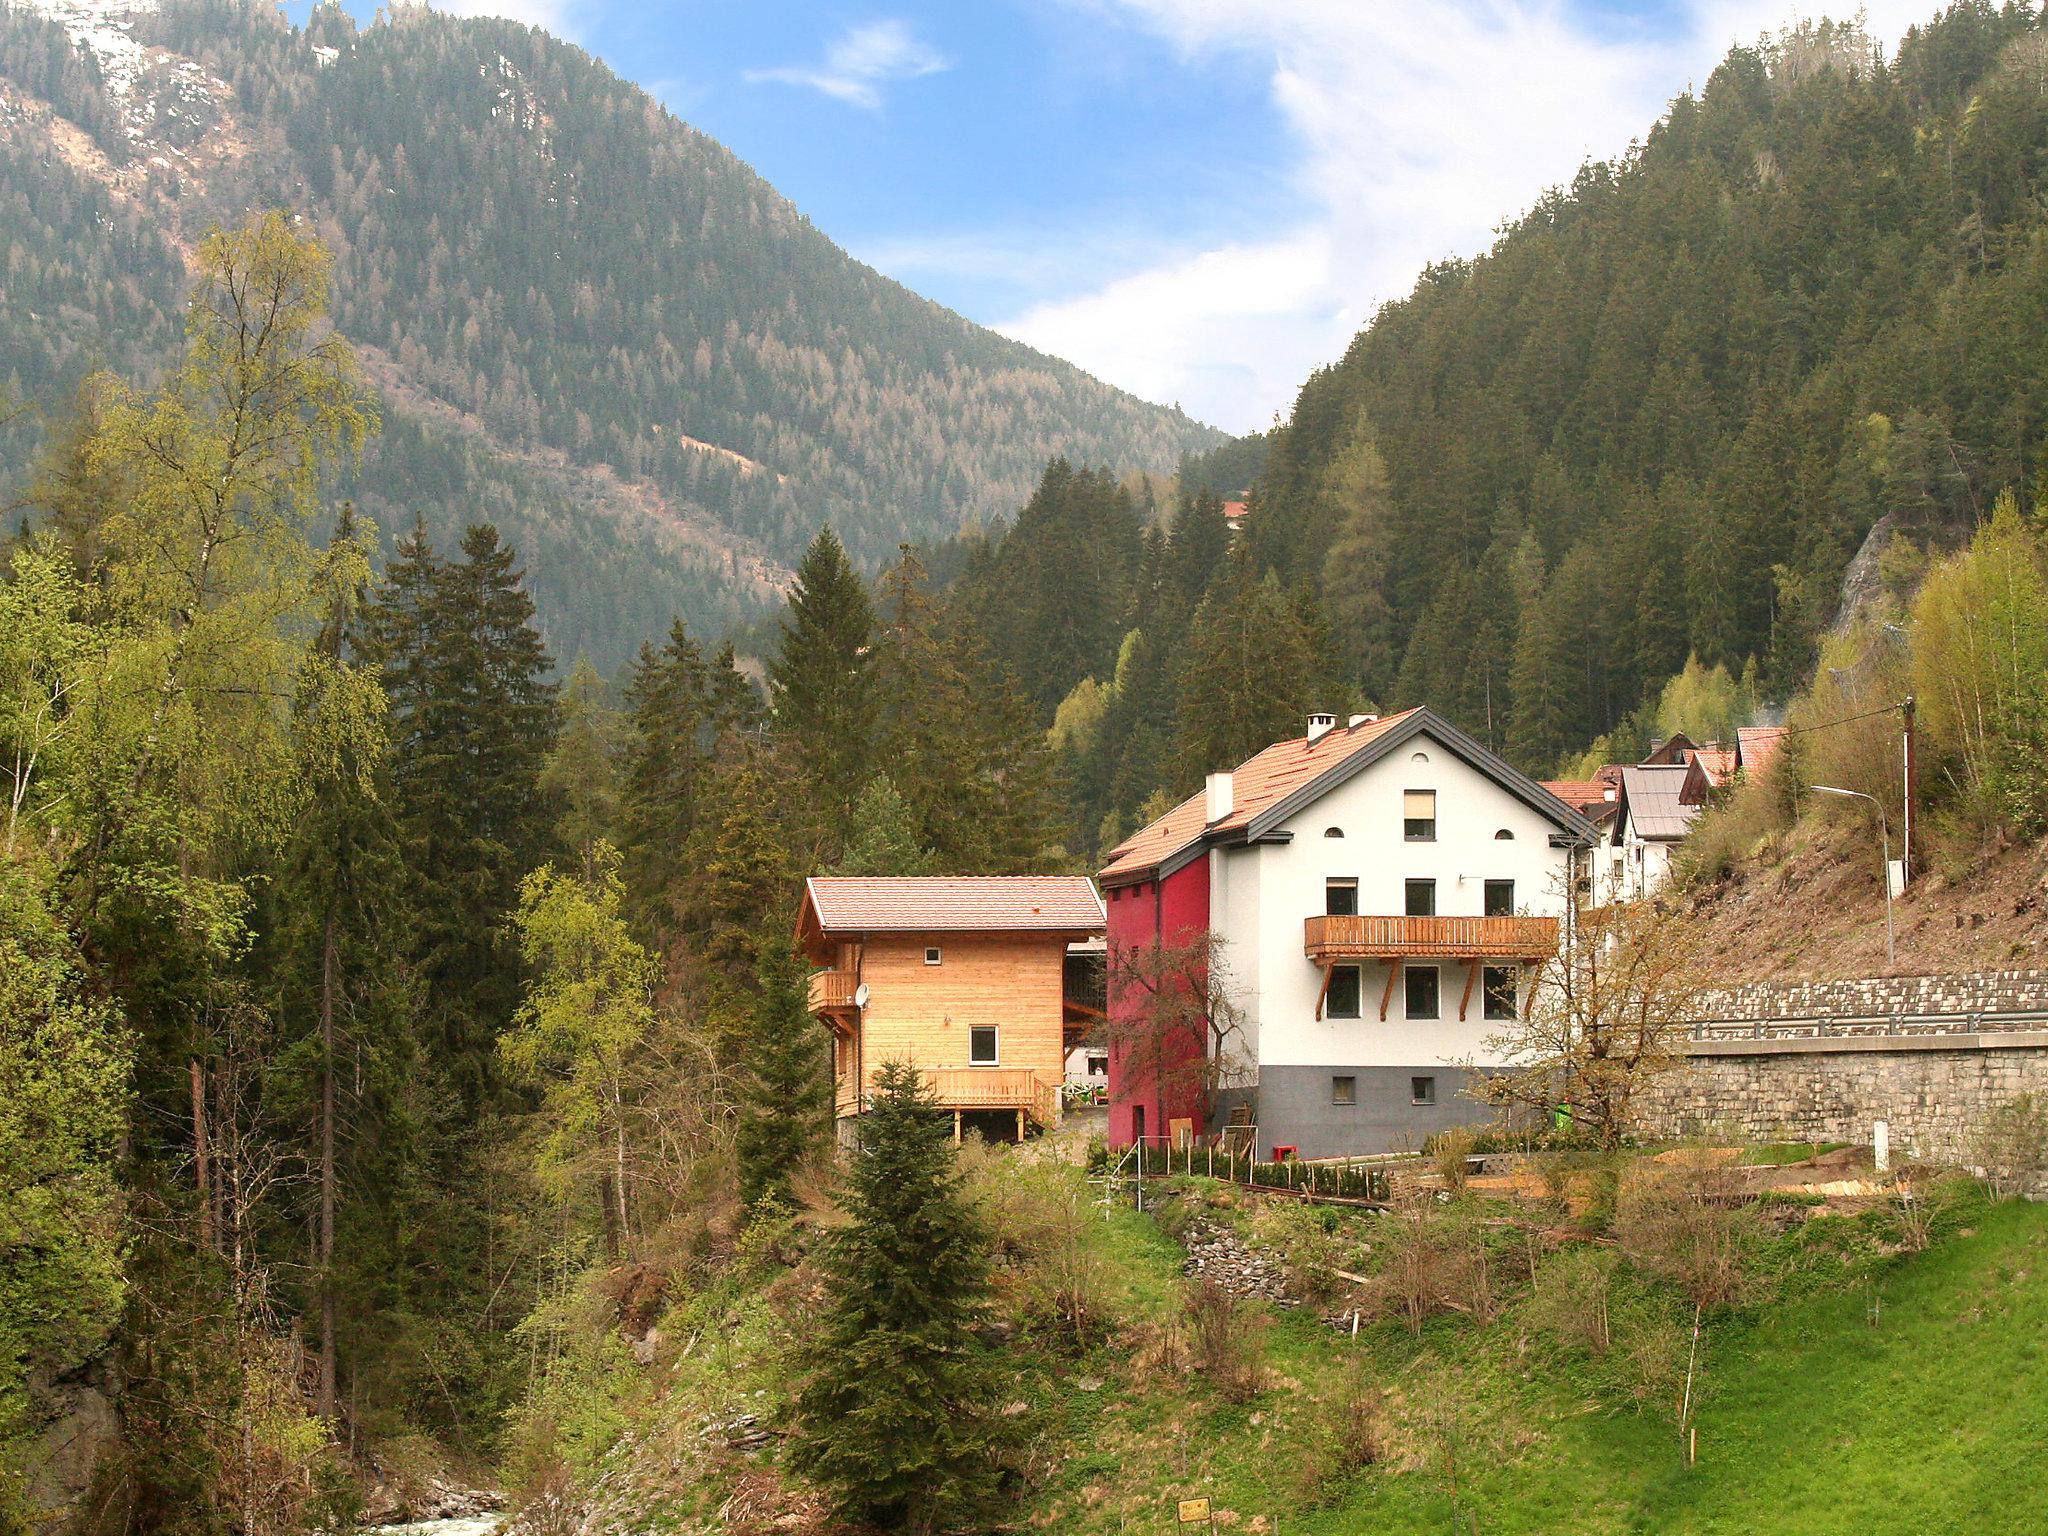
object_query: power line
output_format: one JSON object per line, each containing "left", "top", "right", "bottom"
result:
{"left": 1776, "top": 701, "right": 1903, "bottom": 739}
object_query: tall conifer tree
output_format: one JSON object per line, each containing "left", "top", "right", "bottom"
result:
{"left": 789, "top": 1061, "right": 1003, "bottom": 1533}
{"left": 767, "top": 528, "right": 876, "bottom": 848}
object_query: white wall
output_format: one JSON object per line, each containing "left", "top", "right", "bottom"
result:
{"left": 1214, "top": 731, "right": 1575, "bottom": 1075}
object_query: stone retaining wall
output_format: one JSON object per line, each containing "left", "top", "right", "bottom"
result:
{"left": 1694, "top": 968, "right": 2048, "bottom": 1025}
{"left": 1637, "top": 1031, "right": 2048, "bottom": 1161}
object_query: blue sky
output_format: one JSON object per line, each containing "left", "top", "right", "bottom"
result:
{"left": 283, "top": 1, "right": 1938, "bottom": 434}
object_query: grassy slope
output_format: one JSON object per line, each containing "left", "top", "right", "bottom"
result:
{"left": 1018, "top": 1191, "right": 2048, "bottom": 1536}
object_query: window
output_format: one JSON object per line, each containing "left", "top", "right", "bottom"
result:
{"left": 924, "top": 946, "right": 943, "bottom": 965}
{"left": 969, "top": 1026, "right": 999, "bottom": 1065}
{"left": 1086, "top": 1054, "right": 1109, "bottom": 1078}
{"left": 1324, "top": 826, "right": 1345, "bottom": 838}
{"left": 1405, "top": 965, "right": 1440, "bottom": 1019}
{"left": 1405, "top": 879, "right": 1436, "bottom": 917}
{"left": 1484, "top": 879, "right": 1515, "bottom": 918}
{"left": 1483, "top": 966, "right": 1518, "bottom": 1021}
{"left": 1404, "top": 789, "right": 1437, "bottom": 841}
{"left": 1331, "top": 1075, "right": 1358, "bottom": 1105}
{"left": 1411, "top": 1075, "right": 1437, "bottom": 1105}
{"left": 1325, "top": 965, "right": 1362, "bottom": 1019}
{"left": 1326, "top": 877, "right": 1359, "bottom": 916}
{"left": 1494, "top": 828, "right": 1515, "bottom": 840}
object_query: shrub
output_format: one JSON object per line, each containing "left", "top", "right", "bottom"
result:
{"left": 1185, "top": 1278, "right": 1266, "bottom": 1403}
{"left": 1431, "top": 1125, "right": 1477, "bottom": 1197}
{"left": 1613, "top": 1159, "right": 1764, "bottom": 1309}
{"left": 963, "top": 1155, "right": 1115, "bottom": 1348}
{"left": 1242, "top": 1202, "right": 1365, "bottom": 1308}
{"left": 1367, "top": 1202, "right": 1500, "bottom": 1334}
{"left": 1289, "top": 1363, "right": 1388, "bottom": 1505}
{"left": 1967, "top": 1092, "right": 2048, "bottom": 1199}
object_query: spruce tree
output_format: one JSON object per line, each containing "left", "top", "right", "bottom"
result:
{"left": 365, "top": 521, "right": 559, "bottom": 1102}
{"left": 1173, "top": 543, "right": 1316, "bottom": 779}
{"left": 788, "top": 1061, "right": 1003, "bottom": 1533}
{"left": 616, "top": 619, "right": 711, "bottom": 934}
{"left": 836, "top": 775, "right": 931, "bottom": 876}
{"left": 768, "top": 527, "right": 877, "bottom": 846}
{"left": 736, "top": 934, "right": 831, "bottom": 1208}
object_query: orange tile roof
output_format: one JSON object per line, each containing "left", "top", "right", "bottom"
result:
{"left": 1100, "top": 710, "right": 1423, "bottom": 883}
{"left": 1737, "top": 726, "right": 1788, "bottom": 776}
{"left": 1540, "top": 779, "right": 1620, "bottom": 816}
{"left": 1690, "top": 747, "right": 1737, "bottom": 787}
{"left": 802, "top": 876, "right": 1105, "bottom": 935}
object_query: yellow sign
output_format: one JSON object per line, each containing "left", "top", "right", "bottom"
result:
{"left": 1177, "top": 1498, "right": 1211, "bottom": 1524}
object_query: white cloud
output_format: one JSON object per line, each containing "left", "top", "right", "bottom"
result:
{"left": 430, "top": 0, "right": 586, "bottom": 37}
{"left": 745, "top": 19, "right": 950, "bottom": 111}
{"left": 999, "top": 0, "right": 1939, "bottom": 434}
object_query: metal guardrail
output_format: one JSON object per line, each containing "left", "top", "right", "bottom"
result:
{"left": 1688, "top": 1008, "right": 2048, "bottom": 1043}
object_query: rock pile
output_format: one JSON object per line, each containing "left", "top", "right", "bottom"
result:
{"left": 1180, "top": 1220, "right": 1295, "bottom": 1305}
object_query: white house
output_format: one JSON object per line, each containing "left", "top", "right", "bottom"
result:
{"left": 1099, "top": 707, "right": 1596, "bottom": 1158}
{"left": 1608, "top": 762, "right": 1705, "bottom": 898}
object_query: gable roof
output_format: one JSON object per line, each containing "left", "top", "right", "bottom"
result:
{"left": 1100, "top": 707, "right": 1595, "bottom": 886}
{"left": 1737, "top": 725, "right": 1788, "bottom": 777}
{"left": 1616, "top": 764, "right": 1703, "bottom": 842}
{"left": 1541, "top": 778, "right": 1622, "bottom": 826}
{"left": 1690, "top": 747, "right": 1737, "bottom": 789}
{"left": 800, "top": 876, "right": 1105, "bottom": 941}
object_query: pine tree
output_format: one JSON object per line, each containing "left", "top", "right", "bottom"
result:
{"left": 1168, "top": 484, "right": 1230, "bottom": 604}
{"left": 768, "top": 528, "right": 877, "bottom": 846}
{"left": 736, "top": 934, "right": 831, "bottom": 1208}
{"left": 1318, "top": 420, "right": 1398, "bottom": 699}
{"left": 788, "top": 1060, "right": 1003, "bottom": 1533}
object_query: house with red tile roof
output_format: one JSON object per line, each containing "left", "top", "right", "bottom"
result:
{"left": 798, "top": 876, "right": 1106, "bottom": 1143}
{"left": 1736, "top": 725, "right": 1789, "bottom": 779}
{"left": 1098, "top": 708, "right": 1595, "bottom": 1159}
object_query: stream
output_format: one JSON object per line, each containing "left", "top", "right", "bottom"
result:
{"left": 361, "top": 1517, "right": 505, "bottom": 1536}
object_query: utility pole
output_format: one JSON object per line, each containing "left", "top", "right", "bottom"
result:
{"left": 1900, "top": 694, "right": 1916, "bottom": 886}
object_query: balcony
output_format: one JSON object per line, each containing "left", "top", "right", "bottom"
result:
{"left": 1303, "top": 913, "right": 1560, "bottom": 964}
{"left": 809, "top": 969, "right": 859, "bottom": 1018}
{"left": 833, "top": 1068, "right": 1060, "bottom": 1125}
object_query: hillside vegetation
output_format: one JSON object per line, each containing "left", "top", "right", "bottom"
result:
{"left": 1236, "top": 3, "right": 2048, "bottom": 771}
{"left": 0, "top": 0, "right": 1215, "bottom": 669}
{"left": 507, "top": 1151, "right": 2048, "bottom": 1535}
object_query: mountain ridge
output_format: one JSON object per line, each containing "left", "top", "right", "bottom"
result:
{"left": 0, "top": 0, "right": 1221, "bottom": 669}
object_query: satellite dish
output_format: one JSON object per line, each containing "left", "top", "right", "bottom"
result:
{"left": 853, "top": 983, "right": 871, "bottom": 1009}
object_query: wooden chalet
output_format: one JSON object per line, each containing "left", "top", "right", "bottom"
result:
{"left": 797, "top": 876, "right": 1108, "bottom": 1143}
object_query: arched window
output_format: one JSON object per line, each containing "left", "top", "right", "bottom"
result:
{"left": 1410, "top": 750, "right": 1431, "bottom": 765}
{"left": 1494, "top": 828, "right": 1514, "bottom": 840}
{"left": 1324, "top": 826, "right": 1345, "bottom": 838}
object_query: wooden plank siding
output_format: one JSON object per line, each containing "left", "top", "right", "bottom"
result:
{"left": 831, "top": 933, "right": 1070, "bottom": 1124}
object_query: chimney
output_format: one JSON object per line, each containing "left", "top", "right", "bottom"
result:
{"left": 1349, "top": 712, "right": 1377, "bottom": 728}
{"left": 1307, "top": 711, "right": 1337, "bottom": 743}
{"left": 1206, "top": 771, "right": 1235, "bottom": 823}
{"left": 1603, "top": 787, "right": 1618, "bottom": 802}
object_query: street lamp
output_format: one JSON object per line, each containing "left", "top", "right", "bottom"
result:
{"left": 1809, "top": 785, "right": 1895, "bottom": 967}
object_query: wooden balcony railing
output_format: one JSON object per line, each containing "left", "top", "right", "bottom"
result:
{"left": 808, "top": 969, "right": 859, "bottom": 1015}
{"left": 1303, "top": 913, "right": 1560, "bottom": 963}
{"left": 832, "top": 1068, "right": 1060, "bottom": 1123}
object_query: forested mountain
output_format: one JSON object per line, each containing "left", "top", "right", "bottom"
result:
{"left": 0, "top": 0, "right": 1216, "bottom": 670}
{"left": 1238, "top": 3, "right": 2048, "bottom": 771}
